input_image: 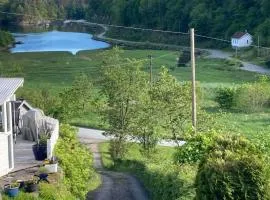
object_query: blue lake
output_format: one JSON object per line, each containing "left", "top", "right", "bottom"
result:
{"left": 11, "top": 31, "right": 110, "bottom": 55}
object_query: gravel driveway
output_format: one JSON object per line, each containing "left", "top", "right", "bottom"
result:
{"left": 205, "top": 49, "right": 270, "bottom": 74}
{"left": 78, "top": 128, "right": 149, "bottom": 200}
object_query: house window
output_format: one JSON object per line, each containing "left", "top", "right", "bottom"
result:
{"left": 247, "top": 40, "right": 248, "bottom": 44}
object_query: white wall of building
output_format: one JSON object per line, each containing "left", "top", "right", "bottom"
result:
{"left": 0, "top": 97, "right": 15, "bottom": 177}
{"left": 231, "top": 34, "right": 253, "bottom": 48}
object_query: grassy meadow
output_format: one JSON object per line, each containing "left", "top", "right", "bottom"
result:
{"left": 0, "top": 48, "right": 268, "bottom": 137}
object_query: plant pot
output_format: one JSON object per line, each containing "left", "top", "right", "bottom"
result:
{"left": 17, "top": 180, "right": 25, "bottom": 189}
{"left": 25, "top": 183, "right": 38, "bottom": 193}
{"left": 5, "top": 187, "right": 19, "bottom": 197}
{"left": 32, "top": 144, "right": 47, "bottom": 161}
{"left": 44, "top": 163, "right": 58, "bottom": 173}
{"left": 39, "top": 173, "right": 48, "bottom": 180}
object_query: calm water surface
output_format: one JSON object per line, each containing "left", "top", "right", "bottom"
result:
{"left": 11, "top": 31, "right": 110, "bottom": 55}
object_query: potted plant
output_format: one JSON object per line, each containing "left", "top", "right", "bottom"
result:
{"left": 4, "top": 182, "right": 20, "bottom": 197}
{"left": 24, "top": 178, "right": 39, "bottom": 193}
{"left": 37, "top": 167, "right": 49, "bottom": 183}
{"left": 32, "top": 134, "right": 49, "bottom": 161}
{"left": 44, "top": 156, "right": 58, "bottom": 173}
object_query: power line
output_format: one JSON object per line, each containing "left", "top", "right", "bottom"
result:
{"left": 0, "top": 11, "right": 232, "bottom": 43}
{"left": 1, "top": 10, "right": 270, "bottom": 50}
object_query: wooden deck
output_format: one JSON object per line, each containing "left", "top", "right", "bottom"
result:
{"left": 13, "top": 135, "right": 41, "bottom": 172}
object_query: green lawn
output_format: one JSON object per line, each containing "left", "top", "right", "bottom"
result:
{"left": 1, "top": 49, "right": 267, "bottom": 135}
{"left": 0, "top": 49, "right": 258, "bottom": 91}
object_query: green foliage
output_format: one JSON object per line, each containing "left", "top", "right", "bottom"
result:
{"left": 196, "top": 134, "right": 269, "bottom": 200}
{"left": 100, "top": 48, "right": 148, "bottom": 158}
{"left": 58, "top": 73, "right": 93, "bottom": 122}
{"left": 38, "top": 183, "right": 76, "bottom": 200}
{"left": 174, "top": 131, "right": 217, "bottom": 164}
{"left": 177, "top": 51, "right": 190, "bottom": 67}
{"left": 2, "top": 183, "right": 76, "bottom": 200}
{"left": 55, "top": 124, "right": 100, "bottom": 199}
{"left": 100, "top": 142, "right": 196, "bottom": 200}
{"left": 235, "top": 76, "right": 270, "bottom": 112}
{"left": 0, "top": 30, "right": 14, "bottom": 47}
{"left": 0, "top": 61, "right": 24, "bottom": 77}
{"left": 2, "top": 192, "right": 38, "bottom": 200}
{"left": 215, "top": 87, "right": 236, "bottom": 109}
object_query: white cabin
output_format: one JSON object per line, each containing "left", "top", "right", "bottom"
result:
{"left": 0, "top": 78, "right": 24, "bottom": 176}
{"left": 231, "top": 32, "right": 253, "bottom": 48}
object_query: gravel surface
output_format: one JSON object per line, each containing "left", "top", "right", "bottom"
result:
{"left": 78, "top": 129, "right": 149, "bottom": 200}
{"left": 205, "top": 49, "right": 270, "bottom": 74}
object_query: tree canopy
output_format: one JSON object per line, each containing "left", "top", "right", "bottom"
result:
{"left": 1, "top": 0, "right": 270, "bottom": 45}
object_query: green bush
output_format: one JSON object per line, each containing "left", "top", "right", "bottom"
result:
{"left": 215, "top": 87, "right": 236, "bottom": 109}
{"left": 0, "top": 30, "right": 14, "bottom": 47}
{"left": 224, "top": 59, "right": 243, "bottom": 71}
{"left": 195, "top": 135, "right": 269, "bottom": 200}
{"left": 235, "top": 77, "right": 270, "bottom": 112}
{"left": 55, "top": 124, "right": 100, "bottom": 199}
{"left": 174, "top": 132, "right": 216, "bottom": 164}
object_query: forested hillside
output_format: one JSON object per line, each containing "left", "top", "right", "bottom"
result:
{"left": 0, "top": 0, "right": 270, "bottom": 45}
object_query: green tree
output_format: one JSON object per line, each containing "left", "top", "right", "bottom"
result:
{"left": 100, "top": 53, "right": 148, "bottom": 158}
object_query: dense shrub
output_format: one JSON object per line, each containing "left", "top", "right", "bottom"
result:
{"left": 195, "top": 135, "right": 269, "bottom": 200}
{"left": 215, "top": 76, "right": 270, "bottom": 112}
{"left": 55, "top": 124, "right": 100, "bottom": 199}
{"left": 235, "top": 77, "right": 270, "bottom": 112}
{"left": 174, "top": 132, "right": 216, "bottom": 164}
{"left": 177, "top": 51, "right": 191, "bottom": 67}
{"left": 0, "top": 30, "right": 14, "bottom": 47}
{"left": 215, "top": 87, "right": 236, "bottom": 109}
{"left": 224, "top": 59, "right": 243, "bottom": 70}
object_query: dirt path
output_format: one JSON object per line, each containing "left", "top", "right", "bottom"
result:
{"left": 78, "top": 130, "right": 149, "bottom": 200}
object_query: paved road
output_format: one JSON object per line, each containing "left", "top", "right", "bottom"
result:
{"left": 78, "top": 128, "right": 149, "bottom": 200}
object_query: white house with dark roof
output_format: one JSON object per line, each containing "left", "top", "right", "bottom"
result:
{"left": 0, "top": 78, "right": 24, "bottom": 176}
{"left": 0, "top": 78, "right": 59, "bottom": 177}
{"left": 231, "top": 31, "right": 253, "bottom": 48}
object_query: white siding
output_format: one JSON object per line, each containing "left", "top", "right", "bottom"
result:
{"left": 0, "top": 134, "right": 10, "bottom": 177}
{"left": 231, "top": 34, "right": 253, "bottom": 48}
{"left": 47, "top": 119, "right": 59, "bottom": 159}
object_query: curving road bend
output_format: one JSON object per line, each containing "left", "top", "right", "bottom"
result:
{"left": 78, "top": 128, "right": 149, "bottom": 200}
{"left": 66, "top": 20, "right": 270, "bottom": 74}
{"left": 205, "top": 49, "right": 270, "bottom": 74}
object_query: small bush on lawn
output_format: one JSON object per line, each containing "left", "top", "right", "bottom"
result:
{"left": 174, "top": 131, "right": 217, "bottom": 164}
{"left": 215, "top": 87, "right": 236, "bottom": 109}
{"left": 55, "top": 124, "right": 100, "bottom": 199}
{"left": 195, "top": 134, "right": 269, "bottom": 200}
{"left": 234, "top": 76, "right": 270, "bottom": 112}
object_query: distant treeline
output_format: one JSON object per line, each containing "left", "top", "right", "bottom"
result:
{"left": 1, "top": 0, "right": 270, "bottom": 45}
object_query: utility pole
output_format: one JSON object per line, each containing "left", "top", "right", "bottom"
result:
{"left": 148, "top": 55, "right": 153, "bottom": 84}
{"left": 190, "top": 28, "right": 196, "bottom": 131}
{"left": 257, "top": 35, "right": 260, "bottom": 57}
